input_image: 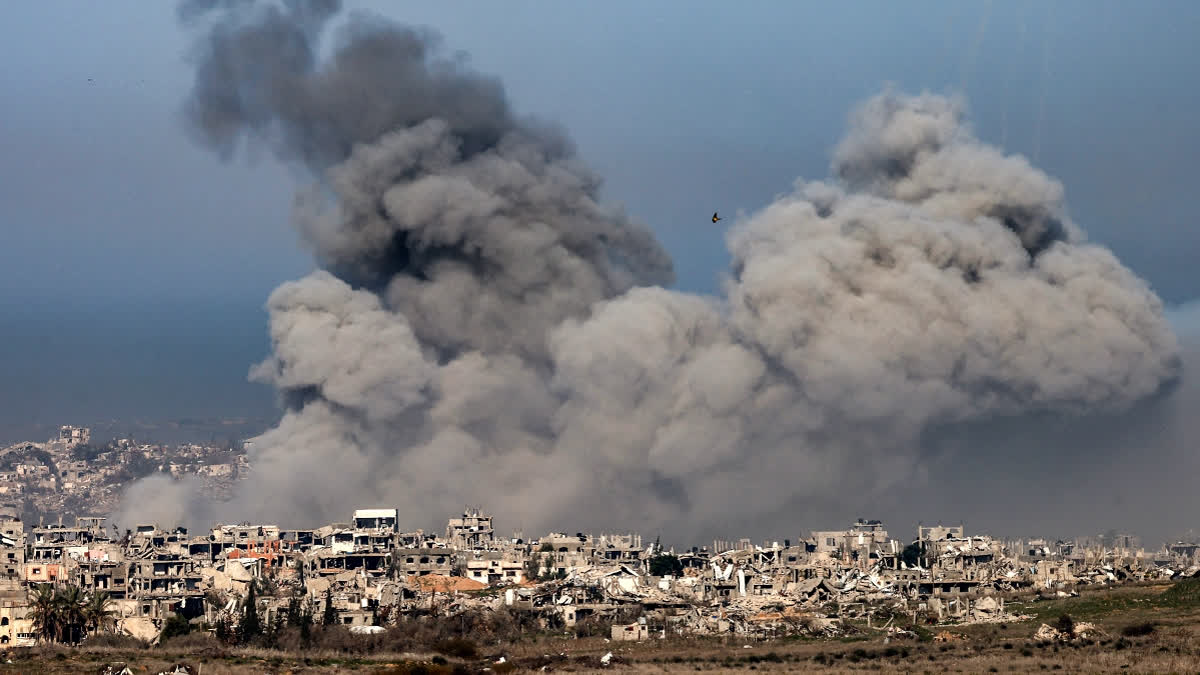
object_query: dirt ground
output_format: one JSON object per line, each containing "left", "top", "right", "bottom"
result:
{"left": 5, "top": 581, "right": 1199, "bottom": 674}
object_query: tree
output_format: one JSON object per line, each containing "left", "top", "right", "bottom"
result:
{"left": 240, "top": 581, "right": 261, "bottom": 642}
{"left": 286, "top": 594, "right": 303, "bottom": 628}
{"left": 28, "top": 584, "right": 58, "bottom": 643}
{"left": 160, "top": 613, "right": 192, "bottom": 641}
{"left": 54, "top": 585, "right": 85, "bottom": 644}
{"left": 1055, "top": 613, "right": 1075, "bottom": 637}
{"left": 215, "top": 616, "right": 232, "bottom": 644}
{"left": 83, "top": 591, "right": 114, "bottom": 635}
{"left": 299, "top": 609, "right": 313, "bottom": 650}
{"left": 648, "top": 554, "right": 683, "bottom": 577}
{"left": 900, "top": 542, "right": 925, "bottom": 568}
{"left": 71, "top": 443, "right": 105, "bottom": 462}
{"left": 523, "top": 555, "right": 540, "bottom": 582}
{"left": 262, "top": 609, "right": 285, "bottom": 650}
{"left": 537, "top": 554, "right": 556, "bottom": 581}
{"left": 126, "top": 454, "right": 159, "bottom": 480}
{"left": 322, "top": 587, "right": 337, "bottom": 626}
{"left": 28, "top": 584, "right": 90, "bottom": 644}
{"left": 376, "top": 603, "right": 393, "bottom": 627}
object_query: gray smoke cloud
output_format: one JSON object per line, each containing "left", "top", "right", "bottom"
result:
{"left": 114, "top": 2, "right": 1181, "bottom": 543}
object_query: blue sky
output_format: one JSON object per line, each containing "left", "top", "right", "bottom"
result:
{"left": 1, "top": 0, "right": 1199, "bottom": 436}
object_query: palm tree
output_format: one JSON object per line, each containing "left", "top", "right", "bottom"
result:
{"left": 55, "top": 585, "right": 85, "bottom": 644}
{"left": 27, "top": 584, "right": 95, "bottom": 644}
{"left": 83, "top": 591, "right": 115, "bottom": 635}
{"left": 28, "top": 584, "right": 58, "bottom": 643}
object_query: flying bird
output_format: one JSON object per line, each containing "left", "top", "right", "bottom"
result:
{"left": 712, "top": 212, "right": 721, "bottom": 223}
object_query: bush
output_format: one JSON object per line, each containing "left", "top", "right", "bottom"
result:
{"left": 82, "top": 632, "right": 148, "bottom": 649}
{"left": 159, "top": 632, "right": 218, "bottom": 650}
{"left": 572, "top": 606, "right": 643, "bottom": 638}
{"left": 648, "top": 554, "right": 684, "bottom": 577}
{"left": 160, "top": 614, "right": 193, "bottom": 641}
{"left": 1054, "top": 614, "right": 1075, "bottom": 636}
{"left": 433, "top": 637, "right": 478, "bottom": 659}
{"left": 1160, "top": 578, "right": 1200, "bottom": 605}
{"left": 1120, "top": 621, "right": 1156, "bottom": 637}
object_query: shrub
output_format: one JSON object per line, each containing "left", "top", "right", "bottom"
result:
{"left": 433, "top": 637, "right": 478, "bottom": 659}
{"left": 82, "top": 632, "right": 148, "bottom": 649}
{"left": 159, "top": 631, "right": 218, "bottom": 651}
{"left": 648, "top": 554, "right": 684, "bottom": 577}
{"left": 1120, "top": 621, "right": 1156, "bottom": 637}
{"left": 160, "top": 614, "right": 192, "bottom": 641}
{"left": 1160, "top": 578, "right": 1200, "bottom": 605}
{"left": 1054, "top": 614, "right": 1075, "bottom": 636}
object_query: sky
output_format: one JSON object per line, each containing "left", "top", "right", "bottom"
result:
{"left": 2, "top": 1, "right": 1200, "bottom": 543}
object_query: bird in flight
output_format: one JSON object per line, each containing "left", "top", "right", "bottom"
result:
{"left": 712, "top": 212, "right": 722, "bottom": 223}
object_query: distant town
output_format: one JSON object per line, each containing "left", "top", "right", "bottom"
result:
{"left": 0, "top": 425, "right": 248, "bottom": 527}
{"left": 0, "top": 425, "right": 1197, "bottom": 650}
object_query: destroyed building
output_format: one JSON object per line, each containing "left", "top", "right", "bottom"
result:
{"left": 0, "top": 504, "right": 1192, "bottom": 644}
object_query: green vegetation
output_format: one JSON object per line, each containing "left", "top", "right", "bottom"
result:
{"left": 1160, "top": 577, "right": 1200, "bottom": 606}
{"left": 432, "top": 637, "right": 478, "bottom": 659}
{"left": 900, "top": 541, "right": 925, "bottom": 568}
{"left": 28, "top": 584, "right": 114, "bottom": 644}
{"left": 159, "top": 614, "right": 192, "bottom": 641}
{"left": 648, "top": 553, "right": 683, "bottom": 577}
{"left": 1053, "top": 613, "right": 1075, "bottom": 635}
{"left": 322, "top": 587, "right": 337, "bottom": 626}
{"left": 241, "top": 581, "right": 262, "bottom": 641}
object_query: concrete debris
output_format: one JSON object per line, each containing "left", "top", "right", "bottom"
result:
{"left": 0, "top": 505, "right": 1195, "bottom": 647}
{"left": 1034, "top": 621, "right": 1104, "bottom": 643}
{"left": 1034, "top": 624, "right": 1063, "bottom": 641}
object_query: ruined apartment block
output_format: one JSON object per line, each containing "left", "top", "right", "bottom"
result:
{"left": 0, "top": 501, "right": 1194, "bottom": 643}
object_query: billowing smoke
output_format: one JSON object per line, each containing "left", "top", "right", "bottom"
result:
{"left": 115, "top": 1, "right": 1181, "bottom": 541}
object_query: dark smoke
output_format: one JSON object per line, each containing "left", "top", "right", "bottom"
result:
{"left": 114, "top": 3, "right": 1182, "bottom": 543}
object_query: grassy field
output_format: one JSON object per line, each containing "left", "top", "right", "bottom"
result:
{"left": 5, "top": 579, "right": 1200, "bottom": 673}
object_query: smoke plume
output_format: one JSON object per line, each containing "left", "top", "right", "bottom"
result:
{"left": 115, "top": 2, "right": 1181, "bottom": 541}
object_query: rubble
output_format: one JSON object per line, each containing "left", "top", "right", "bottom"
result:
{"left": 0, "top": 474, "right": 1194, "bottom": 648}
{"left": 1034, "top": 621, "right": 1104, "bottom": 643}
